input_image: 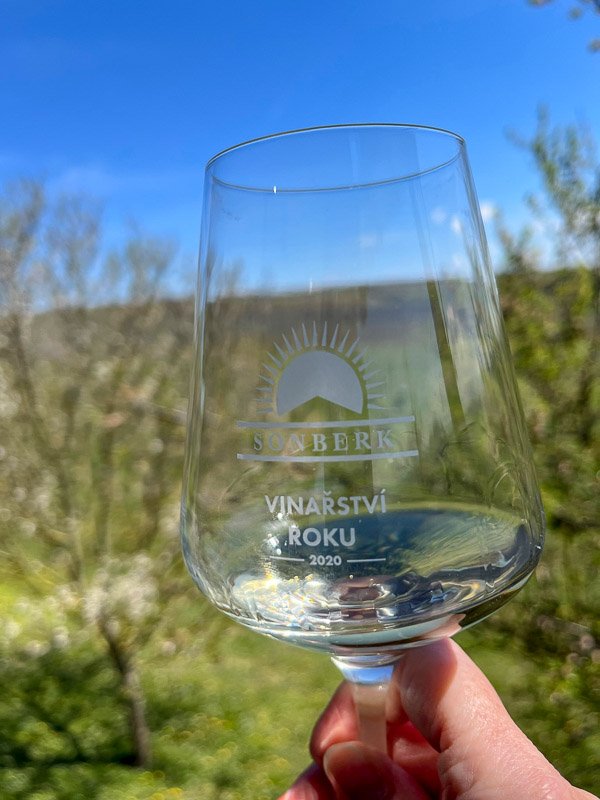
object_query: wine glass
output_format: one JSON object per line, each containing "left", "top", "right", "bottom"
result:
{"left": 180, "top": 124, "right": 545, "bottom": 751}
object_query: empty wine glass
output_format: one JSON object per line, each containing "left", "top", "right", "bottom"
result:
{"left": 180, "top": 124, "right": 544, "bottom": 751}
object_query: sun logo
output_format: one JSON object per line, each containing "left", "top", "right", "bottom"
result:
{"left": 256, "top": 322, "right": 385, "bottom": 418}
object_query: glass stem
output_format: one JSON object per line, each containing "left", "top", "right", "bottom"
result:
{"left": 331, "top": 658, "right": 397, "bottom": 753}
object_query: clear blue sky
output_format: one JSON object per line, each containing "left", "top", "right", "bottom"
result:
{"left": 1, "top": 0, "right": 599, "bottom": 264}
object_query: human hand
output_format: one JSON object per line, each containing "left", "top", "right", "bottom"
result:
{"left": 280, "top": 639, "right": 597, "bottom": 800}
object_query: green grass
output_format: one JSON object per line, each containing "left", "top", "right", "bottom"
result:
{"left": 143, "top": 613, "right": 338, "bottom": 799}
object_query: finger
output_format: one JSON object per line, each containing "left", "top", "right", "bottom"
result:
{"left": 395, "top": 638, "right": 574, "bottom": 799}
{"left": 390, "top": 721, "right": 441, "bottom": 796}
{"left": 311, "top": 685, "right": 440, "bottom": 793}
{"left": 387, "top": 717, "right": 434, "bottom": 755}
{"left": 309, "top": 682, "right": 358, "bottom": 763}
{"left": 278, "top": 762, "right": 336, "bottom": 800}
{"left": 323, "top": 742, "right": 431, "bottom": 800}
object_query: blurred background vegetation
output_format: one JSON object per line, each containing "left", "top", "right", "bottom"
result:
{"left": 0, "top": 113, "right": 598, "bottom": 799}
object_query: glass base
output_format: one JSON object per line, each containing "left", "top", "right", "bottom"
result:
{"left": 222, "top": 570, "right": 532, "bottom": 665}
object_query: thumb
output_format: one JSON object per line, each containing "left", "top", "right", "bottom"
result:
{"left": 323, "top": 742, "right": 429, "bottom": 800}
{"left": 394, "top": 639, "right": 577, "bottom": 799}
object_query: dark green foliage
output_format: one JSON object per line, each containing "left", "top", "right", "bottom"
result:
{"left": 499, "top": 267, "right": 599, "bottom": 533}
{"left": 0, "top": 645, "right": 130, "bottom": 767}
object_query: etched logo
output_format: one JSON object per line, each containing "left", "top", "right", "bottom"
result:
{"left": 256, "top": 322, "right": 384, "bottom": 416}
{"left": 236, "top": 322, "right": 418, "bottom": 464}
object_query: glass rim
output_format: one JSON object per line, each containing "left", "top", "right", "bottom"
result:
{"left": 206, "top": 122, "right": 465, "bottom": 171}
{"left": 205, "top": 122, "right": 466, "bottom": 194}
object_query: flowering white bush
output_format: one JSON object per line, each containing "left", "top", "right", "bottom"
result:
{"left": 83, "top": 554, "right": 159, "bottom": 630}
{"left": 0, "top": 585, "right": 85, "bottom": 657}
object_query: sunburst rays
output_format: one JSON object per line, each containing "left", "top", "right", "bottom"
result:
{"left": 256, "top": 323, "right": 385, "bottom": 415}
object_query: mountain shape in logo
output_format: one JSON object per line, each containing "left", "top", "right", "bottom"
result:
{"left": 256, "top": 323, "right": 386, "bottom": 418}
{"left": 276, "top": 350, "right": 363, "bottom": 415}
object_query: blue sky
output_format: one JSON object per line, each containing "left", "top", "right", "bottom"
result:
{"left": 1, "top": 0, "right": 599, "bottom": 265}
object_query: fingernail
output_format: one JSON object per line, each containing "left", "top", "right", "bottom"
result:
{"left": 324, "top": 742, "right": 396, "bottom": 800}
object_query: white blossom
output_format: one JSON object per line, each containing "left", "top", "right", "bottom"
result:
{"left": 83, "top": 554, "right": 158, "bottom": 627}
{"left": 24, "top": 640, "right": 50, "bottom": 658}
{"left": 4, "top": 620, "right": 21, "bottom": 640}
